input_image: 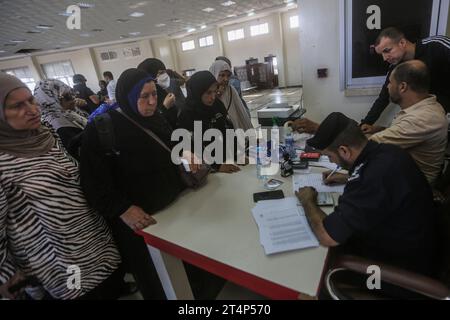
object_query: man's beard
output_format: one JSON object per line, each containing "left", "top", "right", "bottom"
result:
{"left": 336, "top": 153, "right": 352, "bottom": 171}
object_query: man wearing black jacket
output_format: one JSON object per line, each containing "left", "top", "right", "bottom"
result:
{"left": 361, "top": 27, "right": 450, "bottom": 134}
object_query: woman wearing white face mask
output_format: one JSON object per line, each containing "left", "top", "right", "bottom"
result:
{"left": 137, "top": 58, "right": 186, "bottom": 129}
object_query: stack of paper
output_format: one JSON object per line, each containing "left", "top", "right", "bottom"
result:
{"left": 293, "top": 174, "right": 345, "bottom": 193}
{"left": 251, "top": 197, "right": 319, "bottom": 255}
{"left": 309, "top": 155, "right": 339, "bottom": 171}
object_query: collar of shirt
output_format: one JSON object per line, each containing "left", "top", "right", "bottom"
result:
{"left": 348, "top": 140, "right": 379, "bottom": 175}
{"left": 397, "top": 95, "right": 437, "bottom": 116}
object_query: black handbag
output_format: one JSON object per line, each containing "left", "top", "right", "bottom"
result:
{"left": 117, "top": 108, "right": 210, "bottom": 189}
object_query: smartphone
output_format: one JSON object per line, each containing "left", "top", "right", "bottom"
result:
{"left": 253, "top": 190, "right": 285, "bottom": 202}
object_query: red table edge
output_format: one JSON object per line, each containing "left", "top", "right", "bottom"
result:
{"left": 137, "top": 230, "right": 328, "bottom": 300}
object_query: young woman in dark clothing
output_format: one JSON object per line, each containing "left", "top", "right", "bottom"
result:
{"left": 137, "top": 58, "right": 185, "bottom": 129}
{"left": 80, "top": 68, "right": 186, "bottom": 299}
{"left": 177, "top": 71, "right": 240, "bottom": 173}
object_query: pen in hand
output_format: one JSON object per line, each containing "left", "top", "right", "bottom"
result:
{"left": 324, "top": 166, "right": 340, "bottom": 182}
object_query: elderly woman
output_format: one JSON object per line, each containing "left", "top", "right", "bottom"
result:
{"left": 209, "top": 60, "right": 253, "bottom": 131}
{"left": 0, "top": 72, "right": 121, "bottom": 300}
{"left": 34, "top": 79, "right": 89, "bottom": 156}
{"left": 80, "top": 68, "right": 190, "bottom": 299}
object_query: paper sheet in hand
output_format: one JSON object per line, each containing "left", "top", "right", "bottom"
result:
{"left": 293, "top": 174, "right": 345, "bottom": 193}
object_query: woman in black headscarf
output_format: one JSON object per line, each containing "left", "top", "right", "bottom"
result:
{"left": 177, "top": 71, "right": 240, "bottom": 173}
{"left": 80, "top": 68, "right": 186, "bottom": 300}
{"left": 137, "top": 58, "right": 186, "bottom": 128}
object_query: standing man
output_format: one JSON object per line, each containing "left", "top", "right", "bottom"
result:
{"left": 103, "top": 71, "right": 117, "bottom": 103}
{"left": 361, "top": 27, "right": 450, "bottom": 134}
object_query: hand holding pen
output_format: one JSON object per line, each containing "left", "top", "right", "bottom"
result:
{"left": 322, "top": 166, "right": 349, "bottom": 185}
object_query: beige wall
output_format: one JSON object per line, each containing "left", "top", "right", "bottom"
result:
{"left": 298, "top": 0, "right": 377, "bottom": 123}
{"left": 93, "top": 40, "right": 154, "bottom": 85}
{"left": 281, "top": 10, "right": 302, "bottom": 86}
{"left": 220, "top": 13, "right": 286, "bottom": 86}
{"left": 0, "top": 56, "right": 41, "bottom": 83}
{"left": 35, "top": 49, "right": 99, "bottom": 91}
{"left": 174, "top": 29, "right": 223, "bottom": 72}
{"left": 151, "top": 37, "right": 177, "bottom": 70}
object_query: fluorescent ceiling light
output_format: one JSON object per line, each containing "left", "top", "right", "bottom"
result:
{"left": 247, "top": 12, "right": 255, "bottom": 17}
{"left": 187, "top": 28, "right": 196, "bottom": 32}
{"left": 221, "top": 1, "right": 236, "bottom": 6}
{"left": 156, "top": 23, "right": 166, "bottom": 27}
{"left": 10, "top": 39, "right": 26, "bottom": 43}
{"left": 227, "top": 14, "right": 237, "bottom": 18}
{"left": 36, "top": 24, "right": 53, "bottom": 29}
{"left": 77, "top": 3, "right": 95, "bottom": 9}
{"left": 202, "top": 7, "right": 215, "bottom": 12}
{"left": 129, "top": 1, "right": 148, "bottom": 9}
{"left": 129, "top": 32, "right": 141, "bottom": 36}
{"left": 200, "top": 25, "right": 207, "bottom": 29}
{"left": 129, "top": 12, "right": 145, "bottom": 17}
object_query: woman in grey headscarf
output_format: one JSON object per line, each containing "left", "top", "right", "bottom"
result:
{"left": 209, "top": 60, "right": 253, "bottom": 131}
{"left": 34, "top": 79, "right": 88, "bottom": 150}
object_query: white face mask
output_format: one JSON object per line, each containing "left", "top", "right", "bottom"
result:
{"left": 157, "top": 73, "right": 170, "bottom": 89}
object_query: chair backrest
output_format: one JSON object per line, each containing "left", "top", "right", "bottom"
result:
{"left": 436, "top": 199, "right": 450, "bottom": 286}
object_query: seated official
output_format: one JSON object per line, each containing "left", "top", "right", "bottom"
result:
{"left": 369, "top": 60, "right": 447, "bottom": 185}
{"left": 295, "top": 112, "right": 437, "bottom": 279}
{"left": 292, "top": 61, "right": 448, "bottom": 186}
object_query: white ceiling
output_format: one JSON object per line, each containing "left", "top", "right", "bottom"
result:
{"left": 0, "top": 0, "right": 296, "bottom": 59}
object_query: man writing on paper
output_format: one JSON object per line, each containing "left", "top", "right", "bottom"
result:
{"left": 295, "top": 112, "right": 437, "bottom": 278}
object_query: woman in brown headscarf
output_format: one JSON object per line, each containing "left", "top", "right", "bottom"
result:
{"left": 0, "top": 72, "right": 121, "bottom": 300}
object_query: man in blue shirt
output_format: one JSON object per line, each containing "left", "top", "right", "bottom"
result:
{"left": 296, "top": 112, "right": 437, "bottom": 277}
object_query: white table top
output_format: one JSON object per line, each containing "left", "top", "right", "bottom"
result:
{"left": 140, "top": 165, "right": 333, "bottom": 298}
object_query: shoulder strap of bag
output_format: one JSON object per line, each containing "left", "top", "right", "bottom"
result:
{"left": 94, "top": 112, "right": 117, "bottom": 155}
{"left": 116, "top": 108, "right": 172, "bottom": 154}
{"left": 226, "top": 86, "right": 233, "bottom": 112}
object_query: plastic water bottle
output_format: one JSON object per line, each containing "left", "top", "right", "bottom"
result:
{"left": 256, "top": 145, "right": 267, "bottom": 181}
{"left": 284, "top": 132, "right": 296, "bottom": 159}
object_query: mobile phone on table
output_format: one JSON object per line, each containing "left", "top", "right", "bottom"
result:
{"left": 253, "top": 190, "right": 285, "bottom": 202}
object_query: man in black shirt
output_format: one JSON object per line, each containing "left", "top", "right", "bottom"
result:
{"left": 73, "top": 74, "right": 99, "bottom": 114}
{"left": 295, "top": 112, "right": 437, "bottom": 277}
{"left": 361, "top": 27, "right": 450, "bottom": 134}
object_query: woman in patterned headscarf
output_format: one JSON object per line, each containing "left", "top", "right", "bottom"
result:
{"left": 34, "top": 79, "right": 89, "bottom": 150}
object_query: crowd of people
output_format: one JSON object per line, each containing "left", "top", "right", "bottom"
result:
{"left": 0, "top": 27, "right": 449, "bottom": 300}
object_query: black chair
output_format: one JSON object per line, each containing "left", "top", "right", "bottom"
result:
{"left": 325, "top": 199, "right": 450, "bottom": 300}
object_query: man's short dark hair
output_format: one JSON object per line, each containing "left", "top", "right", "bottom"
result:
{"left": 392, "top": 60, "right": 430, "bottom": 93}
{"left": 103, "top": 71, "right": 114, "bottom": 79}
{"left": 327, "top": 122, "right": 367, "bottom": 152}
{"left": 375, "top": 27, "right": 405, "bottom": 46}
